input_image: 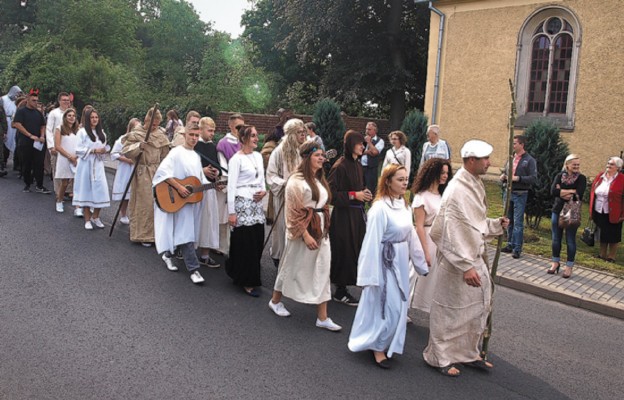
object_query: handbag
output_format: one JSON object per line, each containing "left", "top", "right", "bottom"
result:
{"left": 580, "top": 220, "right": 595, "bottom": 247}
{"left": 558, "top": 195, "right": 581, "bottom": 229}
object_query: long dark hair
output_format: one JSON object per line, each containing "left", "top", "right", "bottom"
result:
{"left": 297, "top": 141, "right": 331, "bottom": 203}
{"left": 411, "top": 158, "right": 453, "bottom": 194}
{"left": 60, "top": 108, "right": 79, "bottom": 136}
{"left": 84, "top": 108, "right": 105, "bottom": 143}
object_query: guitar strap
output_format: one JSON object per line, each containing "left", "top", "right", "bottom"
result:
{"left": 194, "top": 150, "right": 228, "bottom": 174}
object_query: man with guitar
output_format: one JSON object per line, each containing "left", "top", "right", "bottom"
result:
{"left": 152, "top": 123, "right": 207, "bottom": 284}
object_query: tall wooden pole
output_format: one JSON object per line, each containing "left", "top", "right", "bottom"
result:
{"left": 481, "top": 80, "right": 516, "bottom": 359}
{"left": 109, "top": 103, "right": 160, "bottom": 237}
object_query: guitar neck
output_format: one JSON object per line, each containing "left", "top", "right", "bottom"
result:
{"left": 191, "top": 181, "right": 225, "bottom": 193}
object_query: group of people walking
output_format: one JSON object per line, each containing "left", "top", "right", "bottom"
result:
{"left": 2, "top": 86, "right": 623, "bottom": 377}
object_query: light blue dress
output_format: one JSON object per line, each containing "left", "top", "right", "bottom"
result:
{"left": 72, "top": 128, "right": 110, "bottom": 208}
{"left": 348, "top": 197, "right": 428, "bottom": 357}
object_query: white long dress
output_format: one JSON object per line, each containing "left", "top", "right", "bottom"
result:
{"left": 273, "top": 174, "right": 331, "bottom": 304}
{"left": 111, "top": 136, "right": 132, "bottom": 201}
{"left": 72, "top": 129, "right": 110, "bottom": 208}
{"left": 348, "top": 197, "right": 428, "bottom": 357}
{"left": 410, "top": 190, "right": 442, "bottom": 312}
{"left": 55, "top": 133, "right": 78, "bottom": 179}
{"left": 153, "top": 146, "right": 207, "bottom": 255}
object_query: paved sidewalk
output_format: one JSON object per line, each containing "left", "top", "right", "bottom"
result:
{"left": 490, "top": 247, "right": 624, "bottom": 319}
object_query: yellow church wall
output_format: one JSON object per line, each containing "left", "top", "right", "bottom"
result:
{"left": 423, "top": 0, "right": 624, "bottom": 176}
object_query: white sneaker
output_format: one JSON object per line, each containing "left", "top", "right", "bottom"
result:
{"left": 268, "top": 300, "right": 291, "bottom": 317}
{"left": 84, "top": 221, "right": 93, "bottom": 230}
{"left": 91, "top": 218, "right": 105, "bottom": 228}
{"left": 316, "top": 317, "right": 342, "bottom": 332}
{"left": 141, "top": 242, "right": 153, "bottom": 247}
{"left": 120, "top": 215, "right": 130, "bottom": 225}
{"left": 190, "top": 271, "right": 205, "bottom": 284}
{"left": 74, "top": 207, "right": 83, "bottom": 217}
{"left": 162, "top": 254, "right": 178, "bottom": 271}
{"left": 55, "top": 202, "right": 64, "bottom": 213}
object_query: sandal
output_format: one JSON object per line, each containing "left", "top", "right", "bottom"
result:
{"left": 436, "top": 364, "right": 461, "bottom": 377}
{"left": 464, "top": 358, "right": 493, "bottom": 371}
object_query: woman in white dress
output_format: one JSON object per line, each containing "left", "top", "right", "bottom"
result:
{"left": 225, "top": 125, "right": 267, "bottom": 297}
{"left": 348, "top": 164, "right": 429, "bottom": 369}
{"left": 410, "top": 158, "right": 452, "bottom": 312}
{"left": 268, "top": 142, "right": 342, "bottom": 331}
{"left": 382, "top": 130, "right": 411, "bottom": 177}
{"left": 53, "top": 108, "right": 79, "bottom": 214}
{"left": 111, "top": 118, "right": 140, "bottom": 225}
{"left": 72, "top": 108, "right": 110, "bottom": 230}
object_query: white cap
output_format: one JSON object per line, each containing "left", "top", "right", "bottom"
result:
{"left": 460, "top": 139, "right": 493, "bottom": 158}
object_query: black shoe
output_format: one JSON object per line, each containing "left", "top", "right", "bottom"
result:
{"left": 0, "top": 169, "right": 7, "bottom": 177}
{"left": 333, "top": 291, "right": 359, "bottom": 306}
{"left": 35, "top": 186, "right": 52, "bottom": 194}
{"left": 512, "top": 251, "right": 521, "bottom": 259}
{"left": 23, "top": 184, "right": 31, "bottom": 192}
{"left": 501, "top": 246, "right": 513, "bottom": 254}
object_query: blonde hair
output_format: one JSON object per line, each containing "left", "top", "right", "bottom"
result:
{"left": 561, "top": 154, "right": 580, "bottom": 172}
{"left": 374, "top": 164, "right": 409, "bottom": 207}
{"left": 199, "top": 117, "right": 215, "bottom": 129}
{"left": 282, "top": 118, "right": 304, "bottom": 172}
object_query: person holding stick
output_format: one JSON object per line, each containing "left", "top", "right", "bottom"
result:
{"left": 121, "top": 107, "right": 170, "bottom": 246}
{"left": 423, "top": 140, "right": 508, "bottom": 377}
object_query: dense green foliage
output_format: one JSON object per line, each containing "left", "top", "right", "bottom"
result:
{"left": 242, "top": 0, "right": 430, "bottom": 128}
{"left": 522, "top": 119, "right": 569, "bottom": 228}
{"left": 0, "top": 0, "right": 277, "bottom": 142}
{"left": 400, "top": 110, "right": 429, "bottom": 182}
{"left": 312, "top": 99, "right": 346, "bottom": 161}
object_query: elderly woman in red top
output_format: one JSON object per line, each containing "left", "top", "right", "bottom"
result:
{"left": 589, "top": 157, "right": 624, "bottom": 263}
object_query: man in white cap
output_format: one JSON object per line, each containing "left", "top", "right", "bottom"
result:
{"left": 423, "top": 139, "right": 509, "bottom": 377}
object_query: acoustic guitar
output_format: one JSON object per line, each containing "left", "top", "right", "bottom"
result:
{"left": 154, "top": 176, "right": 226, "bottom": 213}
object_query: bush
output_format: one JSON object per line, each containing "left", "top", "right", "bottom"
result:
{"left": 312, "top": 98, "right": 346, "bottom": 162}
{"left": 522, "top": 119, "right": 569, "bottom": 228}
{"left": 400, "top": 110, "right": 429, "bottom": 183}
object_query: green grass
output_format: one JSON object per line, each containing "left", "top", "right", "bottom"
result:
{"left": 484, "top": 181, "right": 624, "bottom": 277}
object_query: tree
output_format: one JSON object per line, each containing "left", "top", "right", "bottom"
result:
{"left": 400, "top": 110, "right": 429, "bottom": 183}
{"left": 279, "top": 0, "right": 430, "bottom": 128}
{"left": 523, "top": 119, "right": 569, "bottom": 228}
{"left": 313, "top": 99, "right": 346, "bottom": 161}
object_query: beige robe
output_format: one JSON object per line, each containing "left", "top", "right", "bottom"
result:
{"left": 423, "top": 167, "right": 503, "bottom": 368}
{"left": 265, "top": 142, "right": 300, "bottom": 260}
{"left": 122, "top": 126, "right": 170, "bottom": 243}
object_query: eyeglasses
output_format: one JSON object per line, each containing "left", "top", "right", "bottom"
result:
{"left": 607, "top": 162, "right": 616, "bottom": 166}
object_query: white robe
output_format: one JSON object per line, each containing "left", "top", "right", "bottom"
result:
{"left": 274, "top": 175, "right": 331, "bottom": 304}
{"left": 2, "top": 94, "right": 17, "bottom": 152}
{"left": 111, "top": 136, "right": 132, "bottom": 201}
{"left": 72, "top": 129, "right": 110, "bottom": 208}
{"left": 348, "top": 197, "right": 428, "bottom": 357}
{"left": 153, "top": 146, "right": 207, "bottom": 255}
{"left": 423, "top": 167, "right": 504, "bottom": 368}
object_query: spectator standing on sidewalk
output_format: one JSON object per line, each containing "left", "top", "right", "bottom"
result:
{"left": 500, "top": 135, "right": 537, "bottom": 258}
{"left": 361, "top": 122, "right": 384, "bottom": 197}
{"left": 46, "top": 92, "right": 71, "bottom": 196}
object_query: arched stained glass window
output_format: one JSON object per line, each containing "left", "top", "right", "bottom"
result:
{"left": 515, "top": 7, "right": 581, "bottom": 130}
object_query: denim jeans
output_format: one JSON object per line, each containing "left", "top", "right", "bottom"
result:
{"left": 504, "top": 191, "right": 528, "bottom": 253}
{"left": 166, "top": 242, "right": 199, "bottom": 272}
{"left": 551, "top": 212, "right": 578, "bottom": 267}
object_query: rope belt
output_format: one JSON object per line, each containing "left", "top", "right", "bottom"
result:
{"left": 380, "top": 239, "right": 407, "bottom": 320}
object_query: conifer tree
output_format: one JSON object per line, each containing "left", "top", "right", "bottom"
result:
{"left": 522, "top": 119, "right": 569, "bottom": 228}
{"left": 313, "top": 98, "right": 346, "bottom": 163}
{"left": 401, "top": 110, "right": 429, "bottom": 183}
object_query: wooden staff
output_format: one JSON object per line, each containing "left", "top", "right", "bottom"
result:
{"left": 109, "top": 103, "right": 160, "bottom": 237}
{"left": 481, "top": 80, "right": 516, "bottom": 359}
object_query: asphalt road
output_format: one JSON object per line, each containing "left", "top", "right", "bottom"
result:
{"left": 1, "top": 170, "right": 623, "bottom": 400}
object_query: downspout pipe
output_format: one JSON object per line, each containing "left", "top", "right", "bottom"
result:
{"left": 415, "top": 1, "right": 445, "bottom": 124}
{"left": 429, "top": 2, "right": 445, "bottom": 124}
